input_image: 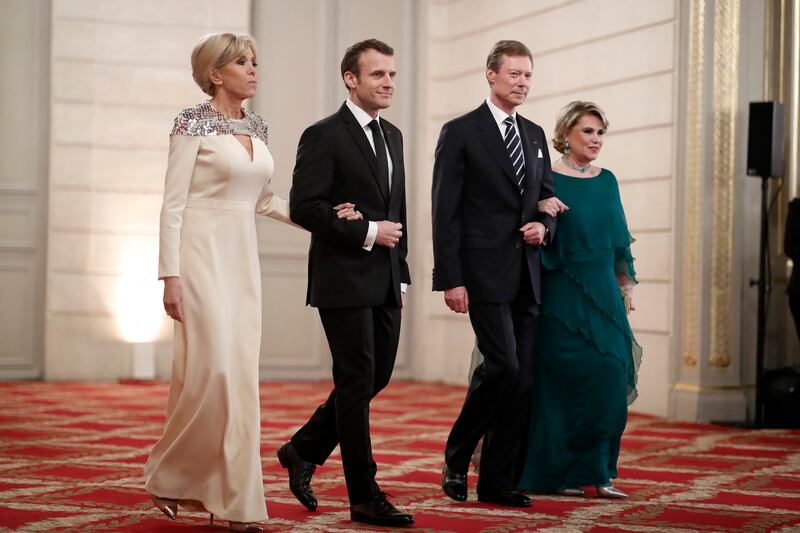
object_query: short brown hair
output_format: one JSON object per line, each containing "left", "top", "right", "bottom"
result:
{"left": 552, "top": 101, "right": 610, "bottom": 154}
{"left": 486, "top": 40, "right": 533, "bottom": 72}
{"left": 340, "top": 39, "right": 394, "bottom": 89}
{"left": 191, "top": 33, "right": 258, "bottom": 96}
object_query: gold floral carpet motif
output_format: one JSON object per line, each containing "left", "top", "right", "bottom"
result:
{"left": 1, "top": 381, "right": 799, "bottom": 531}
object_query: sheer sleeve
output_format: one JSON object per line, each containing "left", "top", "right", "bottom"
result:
{"left": 158, "top": 135, "right": 201, "bottom": 279}
{"left": 612, "top": 177, "right": 637, "bottom": 286}
{"left": 614, "top": 230, "right": 637, "bottom": 286}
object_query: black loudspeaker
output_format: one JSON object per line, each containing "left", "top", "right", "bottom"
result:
{"left": 763, "top": 367, "right": 800, "bottom": 427}
{"left": 747, "top": 101, "right": 785, "bottom": 178}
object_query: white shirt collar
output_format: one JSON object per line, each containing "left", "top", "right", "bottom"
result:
{"left": 346, "top": 97, "right": 379, "bottom": 129}
{"left": 485, "top": 97, "right": 517, "bottom": 127}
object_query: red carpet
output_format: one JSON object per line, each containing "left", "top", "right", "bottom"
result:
{"left": 1, "top": 381, "right": 799, "bottom": 531}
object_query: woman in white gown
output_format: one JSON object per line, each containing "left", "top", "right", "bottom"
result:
{"left": 144, "top": 33, "right": 360, "bottom": 532}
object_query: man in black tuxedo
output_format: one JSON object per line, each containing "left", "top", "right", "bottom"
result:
{"left": 277, "top": 39, "right": 413, "bottom": 527}
{"left": 432, "top": 40, "right": 556, "bottom": 507}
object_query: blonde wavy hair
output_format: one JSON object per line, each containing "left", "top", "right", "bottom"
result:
{"left": 191, "top": 33, "right": 258, "bottom": 96}
{"left": 552, "top": 101, "right": 609, "bottom": 154}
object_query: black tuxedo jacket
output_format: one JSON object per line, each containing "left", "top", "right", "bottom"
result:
{"left": 431, "top": 102, "right": 556, "bottom": 304}
{"left": 290, "top": 103, "right": 411, "bottom": 308}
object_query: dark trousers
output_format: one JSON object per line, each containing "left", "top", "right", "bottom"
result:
{"left": 290, "top": 295, "right": 401, "bottom": 505}
{"left": 445, "top": 261, "right": 539, "bottom": 493}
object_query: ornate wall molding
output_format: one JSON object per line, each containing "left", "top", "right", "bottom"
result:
{"left": 708, "top": 0, "right": 741, "bottom": 367}
{"left": 681, "top": 0, "right": 705, "bottom": 368}
{"left": 789, "top": 0, "right": 800, "bottom": 200}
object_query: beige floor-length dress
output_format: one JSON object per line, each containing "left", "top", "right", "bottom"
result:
{"left": 144, "top": 101, "right": 290, "bottom": 523}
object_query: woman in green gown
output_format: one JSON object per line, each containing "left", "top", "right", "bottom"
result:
{"left": 516, "top": 101, "right": 641, "bottom": 499}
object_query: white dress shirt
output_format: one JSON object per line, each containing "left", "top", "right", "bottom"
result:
{"left": 485, "top": 97, "right": 525, "bottom": 168}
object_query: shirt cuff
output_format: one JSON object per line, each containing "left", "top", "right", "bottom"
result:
{"left": 362, "top": 221, "right": 378, "bottom": 250}
{"left": 400, "top": 283, "right": 408, "bottom": 294}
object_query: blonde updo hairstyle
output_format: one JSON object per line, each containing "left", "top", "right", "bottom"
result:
{"left": 552, "top": 101, "right": 609, "bottom": 154}
{"left": 191, "top": 33, "right": 258, "bottom": 96}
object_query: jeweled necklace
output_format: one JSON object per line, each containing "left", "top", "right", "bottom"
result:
{"left": 561, "top": 156, "right": 591, "bottom": 173}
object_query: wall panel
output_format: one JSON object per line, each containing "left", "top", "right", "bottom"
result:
{"left": 418, "top": 0, "right": 679, "bottom": 416}
{"left": 44, "top": 0, "right": 250, "bottom": 379}
{"left": 0, "top": 0, "right": 49, "bottom": 379}
{"left": 0, "top": 256, "right": 37, "bottom": 368}
{"left": 429, "top": 21, "right": 676, "bottom": 118}
{"left": 252, "top": 0, "right": 419, "bottom": 379}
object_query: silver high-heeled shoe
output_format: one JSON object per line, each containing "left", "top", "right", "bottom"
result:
{"left": 557, "top": 487, "right": 585, "bottom": 496}
{"left": 228, "top": 521, "right": 263, "bottom": 532}
{"left": 150, "top": 495, "right": 178, "bottom": 520}
{"left": 209, "top": 515, "right": 263, "bottom": 532}
{"left": 596, "top": 484, "right": 628, "bottom": 499}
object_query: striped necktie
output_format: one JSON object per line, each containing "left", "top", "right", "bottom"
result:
{"left": 503, "top": 116, "right": 525, "bottom": 194}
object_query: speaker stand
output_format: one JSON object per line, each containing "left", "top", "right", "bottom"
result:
{"left": 753, "top": 174, "right": 769, "bottom": 426}
{"left": 713, "top": 175, "right": 770, "bottom": 429}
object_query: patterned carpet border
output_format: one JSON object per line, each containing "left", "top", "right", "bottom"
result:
{"left": 1, "top": 381, "right": 799, "bottom": 532}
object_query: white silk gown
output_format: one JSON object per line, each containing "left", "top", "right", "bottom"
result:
{"left": 144, "top": 102, "right": 290, "bottom": 523}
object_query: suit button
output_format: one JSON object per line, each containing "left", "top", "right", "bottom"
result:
{"left": 515, "top": 242, "right": 522, "bottom": 249}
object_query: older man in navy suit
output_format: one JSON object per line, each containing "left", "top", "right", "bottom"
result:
{"left": 432, "top": 40, "right": 557, "bottom": 507}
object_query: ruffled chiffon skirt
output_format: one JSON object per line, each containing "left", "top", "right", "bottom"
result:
{"left": 518, "top": 249, "right": 641, "bottom": 491}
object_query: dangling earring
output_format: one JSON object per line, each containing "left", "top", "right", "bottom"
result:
{"left": 564, "top": 140, "right": 570, "bottom": 154}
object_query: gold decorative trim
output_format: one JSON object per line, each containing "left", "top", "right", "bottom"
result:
{"left": 681, "top": 0, "right": 705, "bottom": 368}
{"left": 763, "top": 0, "right": 773, "bottom": 99}
{"left": 779, "top": 0, "right": 787, "bottom": 103}
{"left": 673, "top": 382, "right": 756, "bottom": 393}
{"left": 708, "top": 0, "right": 740, "bottom": 368}
{"left": 789, "top": 0, "right": 800, "bottom": 201}
{"left": 766, "top": 0, "right": 787, "bottom": 255}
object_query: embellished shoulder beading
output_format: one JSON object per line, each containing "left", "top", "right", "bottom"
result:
{"left": 171, "top": 100, "right": 268, "bottom": 145}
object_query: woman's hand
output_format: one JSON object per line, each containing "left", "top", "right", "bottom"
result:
{"left": 538, "top": 197, "right": 569, "bottom": 218}
{"left": 334, "top": 202, "right": 364, "bottom": 221}
{"left": 622, "top": 291, "right": 635, "bottom": 314}
{"left": 163, "top": 277, "right": 184, "bottom": 322}
{"left": 618, "top": 277, "right": 635, "bottom": 314}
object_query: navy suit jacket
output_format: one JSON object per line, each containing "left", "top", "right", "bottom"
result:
{"left": 431, "top": 102, "right": 556, "bottom": 304}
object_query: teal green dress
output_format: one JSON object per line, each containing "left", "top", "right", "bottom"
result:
{"left": 517, "top": 168, "right": 642, "bottom": 492}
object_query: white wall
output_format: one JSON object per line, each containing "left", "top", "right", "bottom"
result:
{"left": 412, "top": 0, "right": 681, "bottom": 416}
{"left": 250, "top": 0, "right": 419, "bottom": 379}
{"left": 0, "top": 0, "right": 49, "bottom": 379}
{"left": 6, "top": 0, "right": 786, "bottom": 425}
{"left": 44, "top": 0, "right": 250, "bottom": 379}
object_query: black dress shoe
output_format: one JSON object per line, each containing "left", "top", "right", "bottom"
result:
{"left": 277, "top": 442, "right": 317, "bottom": 511}
{"left": 350, "top": 492, "right": 414, "bottom": 527}
{"left": 477, "top": 489, "right": 532, "bottom": 507}
{"left": 442, "top": 464, "right": 467, "bottom": 501}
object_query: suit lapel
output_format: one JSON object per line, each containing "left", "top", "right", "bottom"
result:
{"left": 517, "top": 116, "right": 540, "bottom": 190}
{"left": 474, "top": 103, "right": 521, "bottom": 191}
{"left": 339, "top": 104, "right": 389, "bottom": 203}
{"left": 517, "top": 117, "right": 540, "bottom": 211}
